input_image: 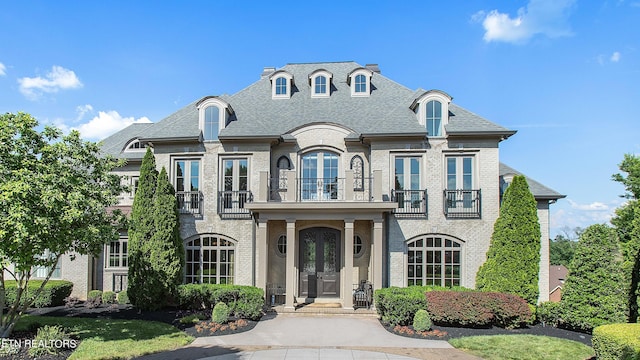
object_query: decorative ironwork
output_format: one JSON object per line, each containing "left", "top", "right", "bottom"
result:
{"left": 443, "top": 189, "right": 481, "bottom": 218}
{"left": 391, "top": 189, "right": 427, "bottom": 215}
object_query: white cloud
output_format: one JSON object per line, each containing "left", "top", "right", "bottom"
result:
{"left": 473, "top": 0, "right": 576, "bottom": 43}
{"left": 18, "top": 65, "right": 83, "bottom": 99}
{"left": 73, "top": 111, "right": 151, "bottom": 140}
{"left": 610, "top": 51, "right": 621, "bottom": 62}
{"left": 568, "top": 199, "right": 610, "bottom": 211}
{"left": 76, "top": 104, "right": 94, "bottom": 121}
{"left": 550, "top": 198, "right": 625, "bottom": 237}
{"left": 0, "top": 62, "right": 6, "bottom": 76}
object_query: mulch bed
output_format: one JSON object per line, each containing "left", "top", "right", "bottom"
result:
{"left": 383, "top": 321, "right": 593, "bottom": 346}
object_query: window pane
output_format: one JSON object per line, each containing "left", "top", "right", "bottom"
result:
{"left": 395, "top": 158, "right": 404, "bottom": 190}
{"left": 204, "top": 106, "right": 219, "bottom": 141}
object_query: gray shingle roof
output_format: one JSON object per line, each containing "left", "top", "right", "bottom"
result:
{"left": 102, "top": 61, "right": 516, "bottom": 153}
{"left": 99, "top": 123, "right": 154, "bottom": 160}
{"left": 500, "top": 163, "right": 565, "bottom": 200}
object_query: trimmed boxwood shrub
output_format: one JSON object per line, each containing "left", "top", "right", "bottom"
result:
{"left": 177, "top": 284, "right": 263, "bottom": 320}
{"left": 117, "top": 290, "right": 130, "bottom": 305}
{"left": 212, "top": 302, "right": 230, "bottom": 324}
{"left": 592, "top": 323, "right": 640, "bottom": 360}
{"left": 537, "top": 301, "right": 562, "bottom": 327}
{"left": 413, "top": 309, "right": 432, "bottom": 331}
{"left": 102, "top": 291, "right": 116, "bottom": 304}
{"left": 426, "top": 291, "right": 532, "bottom": 329}
{"left": 3, "top": 280, "right": 73, "bottom": 308}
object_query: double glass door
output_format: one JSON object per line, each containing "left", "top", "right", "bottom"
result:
{"left": 301, "top": 152, "right": 339, "bottom": 200}
{"left": 299, "top": 228, "right": 340, "bottom": 298}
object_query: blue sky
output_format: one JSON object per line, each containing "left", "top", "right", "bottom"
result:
{"left": 1, "top": 0, "right": 638, "bottom": 238}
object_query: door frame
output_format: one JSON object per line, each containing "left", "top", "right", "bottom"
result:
{"left": 298, "top": 227, "right": 341, "bottom": 299}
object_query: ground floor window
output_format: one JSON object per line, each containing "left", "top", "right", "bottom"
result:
{"left": 106, "top": 237, "right": 128, "bottom": 268}
{"left": 407, "top": 235, "right": 462, "bottom": 287}
{"left": 32, "top": 251, "right": 61, "bottom": 279}
{"left": 185, "top": 235, "right": 235, "bottom": 284}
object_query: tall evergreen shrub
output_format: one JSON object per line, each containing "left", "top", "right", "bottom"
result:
{"left": 150, "top": 167, "right": 185, "bottom": 302}
{"left": 560, "top": 224, "right": 627, "bottom": 332}
{"left": 127, "top": 148, "right": 160, "bottom": 309}
{"left": 476, "top": 175, "right": 541, "bottom": 304}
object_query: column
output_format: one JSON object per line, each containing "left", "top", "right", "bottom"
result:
{"left": 343, "top": 219, "right": 354, "bottom": 309}
{"left": 372, "top": 218, "right": 384, "bottom": 291}
{"left": 285, "top": 220, "right": 296, "bottom": 309}
{"left": 256, "top": 220, "right": 268, "bottom": 298}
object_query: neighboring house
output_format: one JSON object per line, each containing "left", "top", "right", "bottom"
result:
{"left": 49, "top": 61, "right": 565, "bottom": 304}
{"left": 549, "top": 265, "right": 569, "bottom": 302}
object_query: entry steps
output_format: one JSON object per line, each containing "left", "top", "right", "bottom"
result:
{"left": 270, "top": 303, "right": 378, "bottom": 317}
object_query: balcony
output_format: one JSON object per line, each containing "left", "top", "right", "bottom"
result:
{"left": 391, "top": 189, "right": 428, "bottom": 216}
{"left": 443, "top": 189, "right": 481, "bottom": 218}
{"left": 218, "top": 190, "right": 253, "bottom": 218}
{"left": 268, "top": 172, "right": 376, "bottom": 202}
{"left": 176, "top": 191, "right": 203, "bottom": 215}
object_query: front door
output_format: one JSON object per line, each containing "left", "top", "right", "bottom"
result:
{"left": 299, "top": 227, "right": 340, "bottom": 298}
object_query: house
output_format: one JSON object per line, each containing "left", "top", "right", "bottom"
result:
{"left": 49, "top": 61, "right": 566, "bottom": 305}
{"left": 549, "top": 265, "right": 569, "bottom": 302}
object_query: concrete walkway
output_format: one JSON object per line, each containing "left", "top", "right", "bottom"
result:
{"left": 137, "top": 314, "right": 482, "bottom": 360}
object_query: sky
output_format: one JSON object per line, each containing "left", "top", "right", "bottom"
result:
{"left": 1, "top": 0, "right": 639, "bottom": 238}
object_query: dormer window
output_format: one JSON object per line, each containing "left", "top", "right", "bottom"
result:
{"left": 124, "top": 139, "right": 145, "bottom": 152}
{"left": 270, "top": 70, "right": 294, "bottom": 99}
{"left": 309, "top": 69, "right": 333, "bottom": 98}
{"left": 347, "top": 68, "right": 373, "bottom": 97}
{"left": 197, "top": 96, "right": 232, "bottom": 141}
{"left": 410, "top": 90, "right": 452, "bottom": 137}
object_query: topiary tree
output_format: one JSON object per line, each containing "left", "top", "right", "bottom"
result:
{"left": 560, "top": 224, "right": 627, "bottom": 332}
{"left": 476, "top": 175, "right": 541, "bottom": 304}
{"left": 149, "top": 167, "right": 185, "bottom": 305}
{"left": 127, "top": 147, "right": 161, "bottom": 310}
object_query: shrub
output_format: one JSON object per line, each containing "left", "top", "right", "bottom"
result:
{"left": 102, "top": 291, "right": 116, "bottom": 304}
{"left": 413, "top": 309, "right": 431, "bottom": 331}
{"left": 592, "top": 323, "right": 640, "bottom": 360}
{"left": 28, "top": 325, "right": 73, "bottom": 357}
{"left": 3, "top": 280, "right": 73, "bottom": 308}
{"left": 212, "top": 302, "right": 230, "bottom": 324}
{"left": 560, "top": 224, "right": 627, "bottom": 333}
{"left": 176, "top": 284, "right": 263, "bottom": 320}
{"left": 537, "top": 301, "right": 562, "bottom": 327}
{"left": 85, "top": 290, "right": 102, "bottom": 308}
{"left": 374, "top": 287, "right": 428, "bottom": 326}
{"left": 426, "top": 291, "right": 531, "bottom": 329}
{"left": 117, "top": 290, "right": 130, "bottom": 304}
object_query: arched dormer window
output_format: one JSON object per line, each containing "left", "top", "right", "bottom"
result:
{"left": 270, "top": 70, "right": 294, "bottom": 99}
{"left": 309, "top": 69, "right": 333, "bottom": 98}
{"left": 197, "top": 96, "right": 232, "bottom": 141}
{"left": 410, "top": 90, "right": 452, "bottom": 137}
{"left": 124, "top": 138, "right": 145, "bottom": 152}
{"left": 347, "top": 68, "right": 373, "bottom": 97}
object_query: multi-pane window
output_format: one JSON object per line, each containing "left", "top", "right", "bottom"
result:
{"left": 185, "top": 236, "right": 235, "bottom": 284}
{"left": 314, "top": 75, "right": 327, "bottom": 94}
{"left": 204, "top": 106, "right": 219, "bottom": 141}
{"left": 355, "top": 74, "right": 367, "bottom": 93}
{"left": 129, "top": 176, "right": 139, "bottom": 197}
{"left": 394, "top": 156, "right": 421, "bottom": 210}
{"left": 175, "top": 159, "right": 201, "bottom": 213}
{"left": 426, "top": 100, "right": 442, "bottom": 136}
{"left": 32, "top": 251, "right": 61, "bottom": 279}
{"left": 301, "top": 152, "right": 338, "bottom": 200}
{"left": 276, "top": 235, "right": 286, "bottom": 257}
{"left": 222, "top": 158, "right": 248, "bottom": 209}
{"left": 275, "top": 77, "right": 287, "bottom": 95}
{"left": 447, "top": 156, "right": 473, "bottom": 191}
{"left": 353, "top": 235, "right": 364, "bottom": 258}
{"left": 106, "top": 237, "right": 128, "bottom": 268}
{"left": 407, "top": 236, "right": 462, "bottom": 287}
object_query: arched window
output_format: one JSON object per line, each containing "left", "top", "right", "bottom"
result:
{"left": 204, "top": 106, "right": 220, "bottom": 141}
{"left": 275, "top": 77, "right": 287, "bottom": 95}
{"left": 185, "top": 235, "right": 235, "bottom": 284}
{"left": 426, "top": 100, "right": 442, "bottom": 136}
{"left": 350, "top": 155, "right": 364, "bottom": 191}
{"left": 277, "top": 156, "right": 291, "bottom": 190}
{"left": 315, "top": 75, "right": 327, "bottom": 95}
{"left": 301, "top": 151, "right": 339, "bottom": 200}
{"left": 407, "top": 235, "right": 462, "bottom": 287}
{"left": 355, "top": 74, "right": 367, "bottom": 93}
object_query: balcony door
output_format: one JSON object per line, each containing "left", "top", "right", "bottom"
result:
{"left": 299, "top": 227, "right": 340, "bottom": 298}
{"left": 446, "top": 156, "right": 474, "bottom": 209}
{"left": 301, "top": 151, "right": 339, "bottom": 200}
{"left": 394, "top": 156, "right": 421, "bottom": 210}
{"left": 222, "top": 158, "right": 248, "bottom": 210}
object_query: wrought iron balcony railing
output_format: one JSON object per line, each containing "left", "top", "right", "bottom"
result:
{"left": 391, "top": 189, "right": 428, "bottom": 215}
{"left": 443, "top": 189, "right": 481, "bottom": 218}
{"left": 218, "top": 190, "right": 253, "bottom": 218}
{"left": 268, "top": 177, "right": 374, "bottom": 202}
{"left": 176, "top": 191, "right": 203, "bottom": 215}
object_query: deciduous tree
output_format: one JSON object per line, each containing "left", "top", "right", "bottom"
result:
{"left": 0, "top": 113, "right": 126, "bottom": 337}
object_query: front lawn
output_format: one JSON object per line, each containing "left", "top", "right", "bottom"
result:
{"left": 15, "top": 315, "right": 193, "bottom": 360}
{"left": 450, "top": 334, "right": 594, "bottom": 360}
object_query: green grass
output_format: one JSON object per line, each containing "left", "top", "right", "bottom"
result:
{"left": 449, "top": 334, "right": 594, "bottom": 360}
{"left": 15, "top": 315, "right": 193, "bottom": 360}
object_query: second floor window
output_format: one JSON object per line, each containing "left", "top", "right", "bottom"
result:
{"left": 426, "top": 100, "right": 442, "bottom": 136}
{"left": 204, "top": 106, "right": 220, "bottom": 141}
{"left": 176, "top": 160, "right": 201, "bottom": 193}
{"left": 301, "top": 152, "right": 338, "bottom": 200}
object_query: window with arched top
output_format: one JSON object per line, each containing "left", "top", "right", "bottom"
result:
{"left": 277, "top": 156, "right": 291, "bottom": 190}
{"left": 426, "top": 100, "right": 442, "bottom": 137}
{"left": 355, "top": 74, "right": 367, "bottom": 93}
{"left": 185, "top": 235, "right": 235, "bottom": 284}
{"left": 275, "top": 77, "right": 287, "bottom": 95}
{"left": 350, "top": 155, "right": 364, "bottom": 191}
{"left": 204, "top": 106, "right": 220, "bottom": 141}
{"left": 407, "top": 235, "right": 462, "bottom": 287}
{"left": 315, "top": 76, "right": 327, "bottom": 95}
{"left": 124, "top": 139, "right": 145, "bottom": 152}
